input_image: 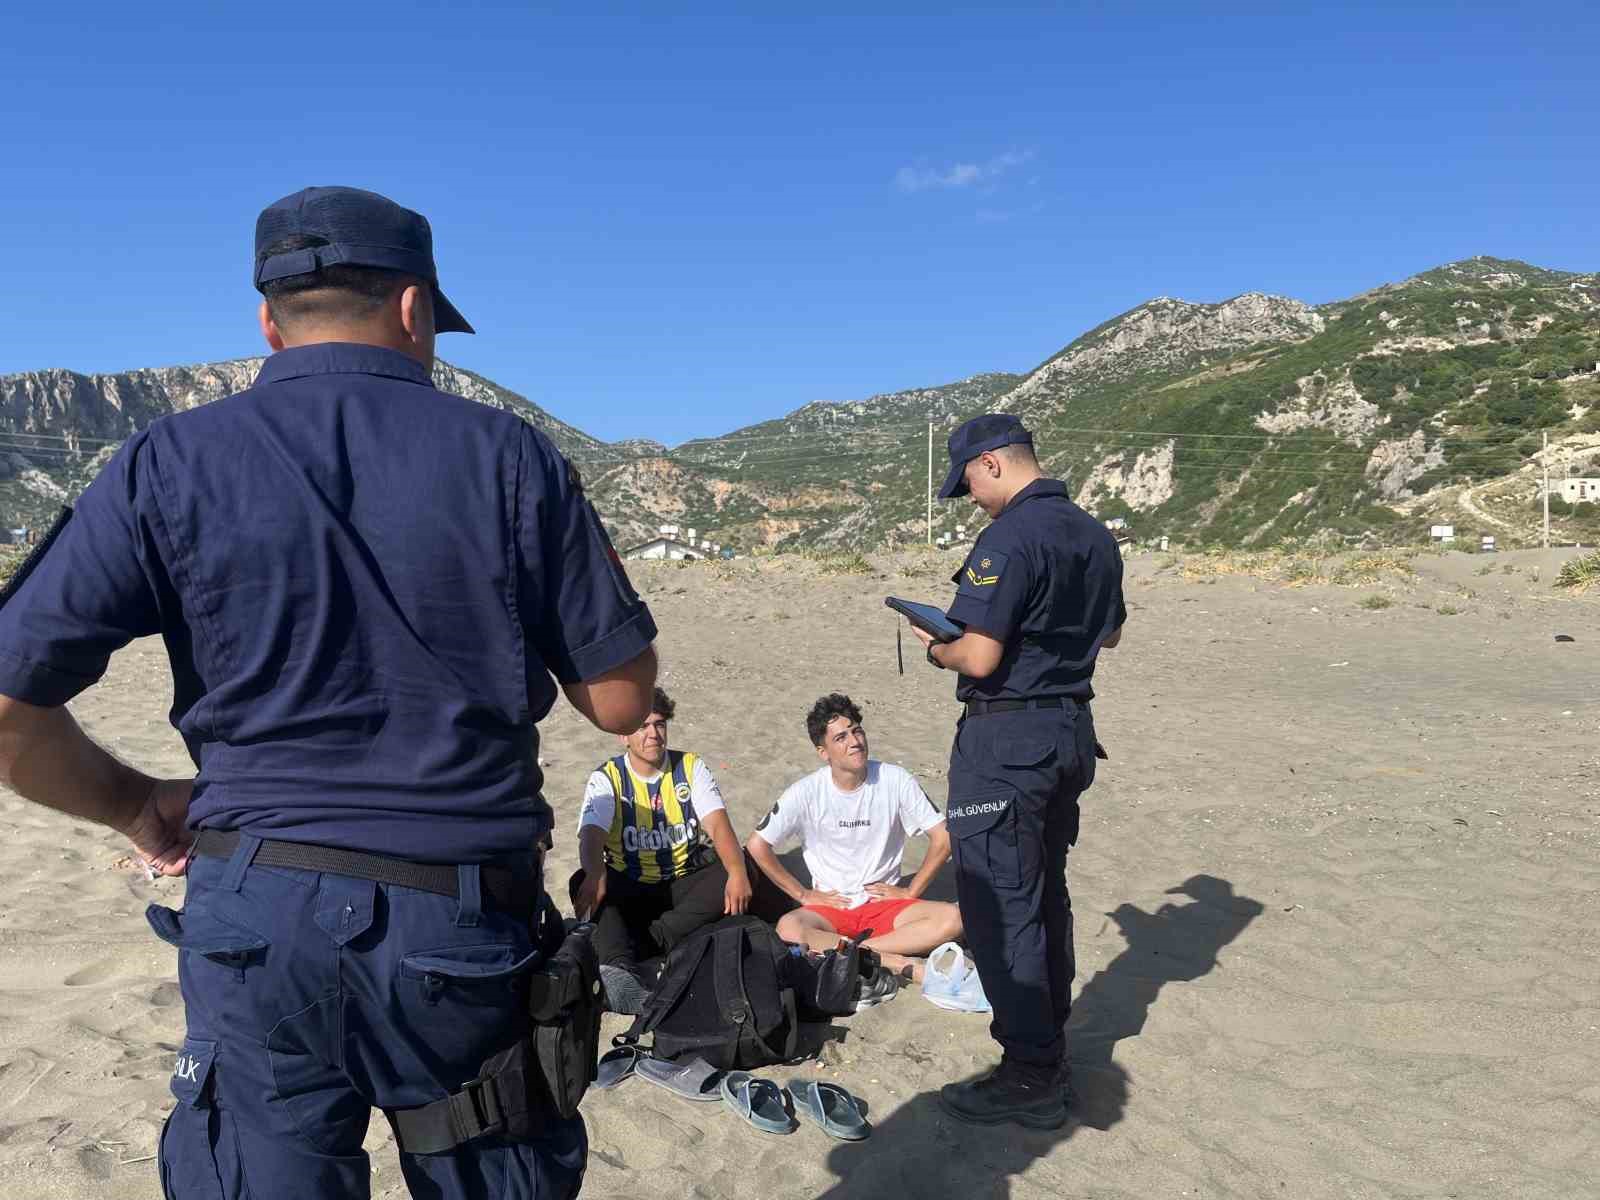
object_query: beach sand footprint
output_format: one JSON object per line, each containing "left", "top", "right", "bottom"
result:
{"left": 63, "top": 957, "right": 128, "bottom": 988}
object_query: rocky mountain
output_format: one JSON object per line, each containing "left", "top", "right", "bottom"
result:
{"left": 592, "top": 257, "right": 1599, "bottom": 550}
{"left": 5, "top": 256, "right": 1598, "bottom": 550}
{"left": 0, "top": 357, "right": 608, "bottom": 532}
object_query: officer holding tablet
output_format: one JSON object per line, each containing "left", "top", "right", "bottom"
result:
{"left": 905, "top": 413, "right": 1125, "bottom": 1130}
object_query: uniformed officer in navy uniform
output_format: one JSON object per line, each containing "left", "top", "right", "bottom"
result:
{"left": 906, "top": 413, "right": 1126, "bottom": 1130}
{"left": 0, "top": 186, "right": 659, "bottom": 1198}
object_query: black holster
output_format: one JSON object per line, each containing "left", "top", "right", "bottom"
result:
{"left": 388, "top": 907, "right": 603, "bottom": 1154}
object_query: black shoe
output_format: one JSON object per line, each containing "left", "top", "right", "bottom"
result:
{"left": 939, "top": 1065, "right": 1068, "bottom": 1130}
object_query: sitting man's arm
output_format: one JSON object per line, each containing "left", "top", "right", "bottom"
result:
{"left": 573, "top": 825, "right": 608, "bottom": 920}
{"left": 700, "top": 810, "right": 752, "bottom": 915}
{"left": 0, "top": 696, "right": 194, "bottom": 875}
{"left": 865, "top": 821, "right": 951, "bottom": 900}
{"left": 688, "top": 758, "right": 751, "bottom": 915}
{"left": 745, "top": 827, "right": 849, "bottom": 909}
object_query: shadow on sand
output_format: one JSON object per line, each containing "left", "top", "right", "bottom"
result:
{"left": 813, "top": 874, "right": 1264, "bottom": 1199}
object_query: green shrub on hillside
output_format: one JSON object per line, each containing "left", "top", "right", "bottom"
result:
{"left": 1554, "top": 550, "right": 1600, "bottom": 592}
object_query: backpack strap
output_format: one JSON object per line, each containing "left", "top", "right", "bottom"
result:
{"left": 611, "top": 933, "right": 715, "bottom": 1049}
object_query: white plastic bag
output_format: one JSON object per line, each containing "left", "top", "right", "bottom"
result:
{"left": 921, "top": 941, "right": 991, "bottom": 1013}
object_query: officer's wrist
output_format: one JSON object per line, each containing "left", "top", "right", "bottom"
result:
{"left": 927, "top": 643, "right": 944, "bottom": 669}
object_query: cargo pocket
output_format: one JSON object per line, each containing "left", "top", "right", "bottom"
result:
{"left": 400, "top": 943, "right": 540, "bottom": 1006}
{"left": 146, "top": 905, "right": 270, "bottom": 982}
{"left": 398, "top": 943, "right": 540, "bottom": 1078}
{"left": 947, "top": 787, "right": 1021, "bottom": 889}
{"left": 158, "top": 1037, "right": 248, "bottom": 1200}
{"left": 994, "top": 733, "right": 1056, "bottom": 769}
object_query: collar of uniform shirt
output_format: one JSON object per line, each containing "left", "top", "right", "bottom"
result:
{"left": 254, "top": 342, "right": 435, "bottom": 388}
{"left": 996, "top": 477, "right": 1068, "bottom": 516}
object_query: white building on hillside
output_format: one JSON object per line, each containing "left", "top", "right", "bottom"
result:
{"left": 622, "top": 524, "right": 726, "bottom": 561}
{"left": 1549, "top": 478, "right": 1600, "bottom": 504}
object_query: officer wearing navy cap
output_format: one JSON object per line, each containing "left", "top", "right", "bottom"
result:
{"left": 906, "top": 413, "right": 1126, "bottom": 1130}
{"left": 0, "top": 186, "right": 658, "bottom": 1197}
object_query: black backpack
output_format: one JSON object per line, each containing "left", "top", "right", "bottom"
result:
{"left": 618, "top": 916, "right": 798, "bottom": 1070}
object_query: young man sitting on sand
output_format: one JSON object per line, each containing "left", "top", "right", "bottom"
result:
{"left": 746, "top": 692, "right": 962, "bottom": 982}
{"left": 572, "top": 687, "right": 753, "bottom": 1013}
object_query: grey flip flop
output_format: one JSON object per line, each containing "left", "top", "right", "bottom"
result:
{"left": 719, "top": 1070, "right": 797, "bottom": 1134}
{"left": 594, "top": 1045, "right": 641, "bottom": 1090}
{"left": 636, "top": 1055, "right": 723, "bottom": 1102}
{"left": 791, "top": 1080, "right": 870, "bottom": 1140}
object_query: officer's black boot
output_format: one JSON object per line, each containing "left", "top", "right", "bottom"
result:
{"left": 938, "top": 1060, "right": 1068, "bottom": 1130}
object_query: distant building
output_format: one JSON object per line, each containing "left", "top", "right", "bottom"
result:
{"left": 1549, "top": 478, "right": 1600, "bottom": 504}
{"left": 623, "top": 535, "right": 704, "bottom": 562}
{"left": 1431, "top": 525, "right": 1455, "bottom": 544}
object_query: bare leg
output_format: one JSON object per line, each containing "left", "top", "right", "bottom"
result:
{"left": 861, "top": 901, "right": 963, "bottom": 982}
{"left": 776, "top": 908, "right": 846, "bottom": 954}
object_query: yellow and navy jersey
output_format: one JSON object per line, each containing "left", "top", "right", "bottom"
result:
{"left": 596, "top": 750, "right": 717, "bottom": 883}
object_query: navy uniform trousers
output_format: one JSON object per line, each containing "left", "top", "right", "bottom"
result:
{"left": 147, "top": 836, "right": 587, "bottom": 1200}
{"left": 945, "top": 701, "right": 1096, "bottom": 1082}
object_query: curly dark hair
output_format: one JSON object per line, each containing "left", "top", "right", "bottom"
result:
{"left": 648, "top": 687, "right": 675, "bottom": 722}
{"left": 806, "top": 692, "right": 862, "bottom": 746}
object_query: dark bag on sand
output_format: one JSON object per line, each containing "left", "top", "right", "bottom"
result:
{"left": 785, "top": 934, "right": 877, "bottom": 1020}
{"left": 617, "top": 916, "right": 798, "bottom": 1071}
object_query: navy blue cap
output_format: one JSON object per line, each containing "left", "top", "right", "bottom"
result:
{"left": 253, "top": 186, "right": 474, "bottom": 334}
{"left": 937, "top": 414, "right": 1034, "bottom": 499}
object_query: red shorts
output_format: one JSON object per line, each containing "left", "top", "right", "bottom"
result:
{"left": 802, "top": 896, "right": 919, "bottom": 940}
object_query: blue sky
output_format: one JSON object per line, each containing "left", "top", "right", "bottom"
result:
{"left": 2, "top": 2, "right": 1595, "bottom": 443}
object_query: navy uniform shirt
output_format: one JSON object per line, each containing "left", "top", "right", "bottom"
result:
{"left": 945, "top": 479, "right": 1126, "bottom": 702}
{"left": 0, "top": 343, "right": 656, "bottom": 862}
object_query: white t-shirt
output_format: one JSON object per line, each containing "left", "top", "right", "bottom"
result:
{"left": 752, "top": 760, "right": 944, "bottom": 908}
{"left": 576, "top": 755, "right": 725, "bottom": 835}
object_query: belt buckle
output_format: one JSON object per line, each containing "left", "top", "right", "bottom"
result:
{"left": 451, "top": 1075, "right": 505, "bottom": 1140}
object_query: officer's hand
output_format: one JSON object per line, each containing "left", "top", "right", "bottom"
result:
{"left": 724, "top": 871, "right": 753, "bottom": 916}
{"left": 800, "top": 888, "right": 851, "bottom": 910}
{"left": 122, "top": 778, "right": 195, "bottom": 877}
{"left": 906, "top": 622, "right": 936, "bottom": 650}
{"left": 864, "top": 882, "right": 914, "bottom": 900}
{"left": 574, "top": 872, "right": 606, "bottom": 921}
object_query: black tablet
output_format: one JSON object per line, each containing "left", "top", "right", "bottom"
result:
{"left": 885, "top": 596, "right": 965, "bottom": 643}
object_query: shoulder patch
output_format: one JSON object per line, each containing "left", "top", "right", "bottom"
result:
{"left": 956, "top": 546, "right": 1009, "bottom": 601}
{"left": 755, "top": 802, "right": 780, "bottom": 832}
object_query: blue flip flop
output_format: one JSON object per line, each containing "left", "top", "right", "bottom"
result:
{"left": 790, "top": 1080, "right": 870, "bottom": 1140}
{"left": 594, "top": 1045, "right": 641, "bottom": 1090}
{"left": 636, "top": 1055, "right": 723, "bottom": 1102}
{"left": 719, "top": 1070, "right": 797, "bottom": 1135}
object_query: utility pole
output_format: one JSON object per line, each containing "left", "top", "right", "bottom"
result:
{"left": 926, "top": 422, "right": 933, "bottom": 545}
{"left": 1543, "top": 430, "right": 1550, "bottom": 549}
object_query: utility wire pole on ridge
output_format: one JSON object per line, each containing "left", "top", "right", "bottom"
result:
{"left": 927, "top": 422, "right": 933, "bottom": 545}
{"left": 1543, "top": 430, "right": 1550, "bottom": 550}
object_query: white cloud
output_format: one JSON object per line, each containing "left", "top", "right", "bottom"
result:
{"left": 895, "top": 149, "right": 1035, "bottom": 193}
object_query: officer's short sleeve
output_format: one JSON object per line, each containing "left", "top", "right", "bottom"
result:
{"left": 518, "top": 430, "right": 656, "bottom": 685}
{"left": 947, "top": 533, "right": 1032, "bottom": 642}
{"left": 0, "top": 434, "right": 164, "bottom": 705}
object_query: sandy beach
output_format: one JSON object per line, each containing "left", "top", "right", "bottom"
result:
{"left": 1, "top": 546, "right": 1595, "bottom": 1200}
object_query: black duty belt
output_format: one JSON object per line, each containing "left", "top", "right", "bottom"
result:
{"left": 192, "top": 829, "right": 535, "bottom": 913}
{"left": 963, "top": 696, "right": 1085, "bottom": 717}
